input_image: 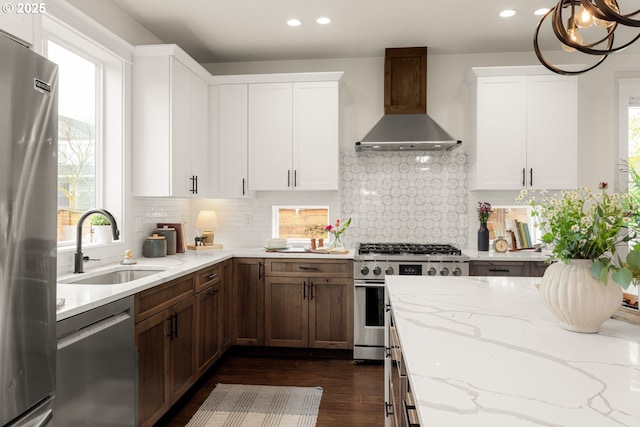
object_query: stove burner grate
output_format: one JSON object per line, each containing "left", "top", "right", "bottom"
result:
{"left": 358, "top": 243, "right": 462, "bottom": 256}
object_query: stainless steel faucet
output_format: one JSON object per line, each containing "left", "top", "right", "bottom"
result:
{"left": 74, "top": 209, "right": 120, "bottom": 273}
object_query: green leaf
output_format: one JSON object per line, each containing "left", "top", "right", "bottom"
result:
{"left": 627, "top": 249, "right": 640, "bottom": 270}
{"left": 612, "top": 269, "right": 632, "bottom": 289}
{"left": 590, "top": 260, "right": 604, "bottom": 279}
{"left": 599, "top": 265, "right": 609, "bottom": 285}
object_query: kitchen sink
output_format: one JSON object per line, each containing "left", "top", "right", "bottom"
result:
{"left": 62, "top": 267, "right": 165, "bottom": 285}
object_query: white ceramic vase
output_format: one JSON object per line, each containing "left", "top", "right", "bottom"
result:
{"left": 539, "top": 259, "right": 623, "bottom": 333}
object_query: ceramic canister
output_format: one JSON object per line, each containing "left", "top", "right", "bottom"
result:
{"left": 143, "top": 234, "right": 167, "bottom": 258}
{"left": 155, "top": 227, "right": 177, "bottom": 255}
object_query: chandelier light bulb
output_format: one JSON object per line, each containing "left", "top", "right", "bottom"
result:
{"left": 562, "top": 20, "right": 584, "bottom": 52}
{"left": 593, "top": 0, "right": 619, "bottom": 28}
{"left": 575, "top": 5, "right": 593, "bottom": 28}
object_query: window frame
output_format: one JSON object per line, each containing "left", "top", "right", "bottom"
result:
{"left": 272, "top": 205, "right": 330, "bottom": 244}
{"left": 42, "top": 13, "right": 126, "bottom": 251}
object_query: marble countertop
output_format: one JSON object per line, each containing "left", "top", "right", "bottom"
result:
{"left": 385, "top": 275, "right": 640, "bottom": 427}
{"left": 463, "top": 249, "right": 552, "bottom": 262}
{"left": 56, "top": 247, "right": 354, "bottom": 321}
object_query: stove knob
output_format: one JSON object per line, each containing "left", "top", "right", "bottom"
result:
{"left": 373, "top": 266, "right": 382, "bottom": 275}
{"left": 360, "top": 266, "right": 369, "bottom": 276}
{"left": 385, "top": 266, "right": 394, "bottom": 275}
{"left": 453, "top": 267, "right": 462, "bottom": 276}
{"left": 440, "top": 267, "right": 450, "bottom": 276}
{"left": 427, "top": 267, "right": 437, "bottom": 276}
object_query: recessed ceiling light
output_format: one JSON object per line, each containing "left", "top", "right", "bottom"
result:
{"left": 499, "top": 9, "right": 516, "bottom": 18}
{"left": 316, "top": 17, "right": 331, "bottom": 25}
{"left": 534, "top": 8, "right": 550, "bottom": 16}
{"left": 287, "top": 18, "right": 302, "bottom": 27}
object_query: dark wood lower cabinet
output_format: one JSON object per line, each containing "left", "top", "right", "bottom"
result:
{"left": 470, "top": 260, "right": 550, "bottom": 277}
{"left": 135, "top": 295, "right": 196, "bottom": 427}
{"left": 264, "top": 259, "right": 354, "bottom": 350}
{"left": 232, "top": 258, "right": 264, "bottom": 346}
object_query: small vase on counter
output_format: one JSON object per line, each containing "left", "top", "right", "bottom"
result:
{"left": 477, "top": 222, "right": 489, "bottom": 251}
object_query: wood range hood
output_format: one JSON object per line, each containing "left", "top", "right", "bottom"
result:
{"left": 355, "top": 47, "right": 462, "bottom": 152}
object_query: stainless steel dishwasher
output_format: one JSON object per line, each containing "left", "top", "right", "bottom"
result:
{"left": 55, "top": 296, "right": 137, "bottom": 427}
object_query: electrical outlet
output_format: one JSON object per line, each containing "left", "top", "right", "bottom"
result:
{"left": 134, "top": 216, "right": 143, "bottom": 232}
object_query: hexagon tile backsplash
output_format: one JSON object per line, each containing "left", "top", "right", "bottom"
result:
{"left": 339, "top": 151, "right": 469, "bottom": 248}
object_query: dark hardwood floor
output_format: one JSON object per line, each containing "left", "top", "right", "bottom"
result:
{"left": 156, "top": 351, "right": 384, "bottom": 427}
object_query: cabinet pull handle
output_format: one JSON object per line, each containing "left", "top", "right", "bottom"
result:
{"left": 242, "top": 178, "right": 246, "bottom": 195}
{"left": 167, "top": 315, "right": 174, "bottom": 339}
{"left": 529, "top": 168, "right": 533, "bottom": 187}
{"left": 207, "top": 273, "right": 218, "bottom": 280}
{"left": 294, "top": 170, "right": 297, "bottom": 187}
{"left": 385, "top": 402, "right": 394, "bottom": 417}
{"left": 310, "top": 281, "right": 315, "bottom": 300}
{"left": 194, "top": 175, "right": 198, "bottom": 194}
{"left": 258, "top": 261, "right": 263, "bottom": 279}
{"left": 173, "top": 313, "right": 178, "bottom": 339}
{"left": 287, "top": 170, "right": 291, "bottom": 187}
{"left": 522, "top": 168, "right": 526, "bottom": 187}
{"left": 303, "top": 281, "right": 307, "bottom": 300}
{"left": 298, "top": 266, "right": 319, "bottom": 271}
{"left": 488, "top": 268, "right": 511, "bottom": 273}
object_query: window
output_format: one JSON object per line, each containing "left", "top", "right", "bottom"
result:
{"left": 43, "top": 14, "right": 126, "bottom": 248}
{"left": 47, "top": 40, "right": 99, "bottom": 243}
{"left": 272, "top": 206, "right": 330, "bottom": 240}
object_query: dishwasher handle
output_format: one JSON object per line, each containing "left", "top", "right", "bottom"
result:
{"left": 57, "top": 312, "right": 131, "bottom": 350}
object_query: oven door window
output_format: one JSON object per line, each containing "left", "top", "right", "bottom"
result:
{"left": 365, "top": 287, "right": 385, "bottom": 327}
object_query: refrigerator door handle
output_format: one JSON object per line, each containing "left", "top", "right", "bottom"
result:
{"left": 32, "top": 409, "right": 53, "bottom": 427}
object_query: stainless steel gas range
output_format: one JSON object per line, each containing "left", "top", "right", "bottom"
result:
{"left": 353, "top": 243, "right": 469, "bottom": 361}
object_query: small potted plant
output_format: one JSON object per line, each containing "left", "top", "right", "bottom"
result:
{"left": 91, "top": 214, "right": 112, "bottom": 244}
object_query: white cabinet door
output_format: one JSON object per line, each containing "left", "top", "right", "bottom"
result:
{"left": 190, "top": 70, "right": 209, "bottom": 197}
{"left": 0, "top": 5, "right": 34, "bottom": 46}
{"left": 526, "top": 75, "right": 577, "bottom": 190}
{"left": 473, "top": 76, "right": 527, "bottom": 190}
{"left": 293, "top": 81, "right": 339, "bottom": 190}
{"left": 170, "top": 58, "right": 193, "bottom": 197}
{"left": 248, "top": 83, "right": 293, "bottom": 191}
{"left": 216, "top": 84, "right": 251, "bottom": 198}
{"left": 132, "top": 48, "right": 209, "bottom": 197}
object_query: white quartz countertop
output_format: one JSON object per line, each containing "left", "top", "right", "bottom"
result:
{"left": 385, "top": 276, "right": 640, "bottom": 427}
{"left": 56, "top": 247, "right": 353, "bottom": 321}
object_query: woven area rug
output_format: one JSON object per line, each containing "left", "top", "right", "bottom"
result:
{"left": 185, "top": 383, "right": 323, "bottom": 427}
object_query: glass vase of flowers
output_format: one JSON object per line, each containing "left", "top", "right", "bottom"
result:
{"left": 326, "top": 218, "right": 352, "bottom": 250}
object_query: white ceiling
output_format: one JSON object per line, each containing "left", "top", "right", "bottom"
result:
{"left": 106, "top": 0, "right": 559, "bottom": 63}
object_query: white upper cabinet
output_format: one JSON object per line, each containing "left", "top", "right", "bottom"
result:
{"left": 210, "top": 84, "right": 252, "bottom": 199}
{"left": 211, "top": 72, "right": 342, "bottom": 195}
{"left": 249, "top": 82, "right": 294, "bottom": 191}
{"left": 467, "top": 67, "right": 577, "bottom": 191}
{"left": 0, "top": 4, "right": 37, "bottom": 47}
{"left": 293, "top": 81, "right": 339, "bottom": 191}
{"left": 132, "top": 45, "right": 209, "bottom": 197}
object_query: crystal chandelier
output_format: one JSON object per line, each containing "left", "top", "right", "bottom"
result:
{"left": 534, "top": 0, "right": 640, "bottom": 75}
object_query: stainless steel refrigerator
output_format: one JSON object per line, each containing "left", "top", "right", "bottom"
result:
{"left": 0, "top": 33, "right": 58, "bottom": 427}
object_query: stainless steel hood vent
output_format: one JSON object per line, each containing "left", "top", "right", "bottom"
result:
{"left": 356, "top": 47, "right": 461, "bottom": 152}
{"left": 355, "top": 114, "right": 461, "bottom": 151}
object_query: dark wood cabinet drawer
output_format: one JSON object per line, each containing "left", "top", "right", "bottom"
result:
{"left": 135, "top": 275, "right": 195, "bottom": 322}
{"left": 195, "top": 263, "right": 222, "bottom": 293}
{"left": 265, "top": 259, "right": 353, "bottom": 277}
{"left": 530, "top": 261, "right": 550, "bottom": 278}
{"left": 470, "top": 260, "right": 530, "bottom": 277}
